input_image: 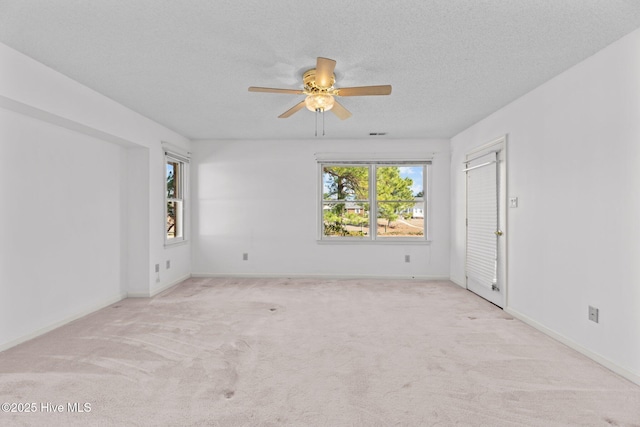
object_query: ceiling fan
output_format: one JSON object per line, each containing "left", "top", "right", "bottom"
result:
{"left": 248, "top": 57, "right": 392, "bottom": 121}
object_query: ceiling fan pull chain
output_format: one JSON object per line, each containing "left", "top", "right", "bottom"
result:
{"left": 322, "top": 109, "right": 325, "bottom": 136}
{"left": 315, "top": 108, "right": 318, "bottom": 137}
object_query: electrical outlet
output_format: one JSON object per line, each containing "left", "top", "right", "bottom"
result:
{"left": 589, "top": 306, "right": 599, "bottom": 323}
{"left": 405, "top": 255, "right": 410, "bottom": 263}
{"left": 155, "top": 264, "right": 160, "bottom": 273}
{"left": 166, "top": 260, "right": 171, "bottom": 269}
{"left": 509, "top": 197, "right": 518, "bottom": 208}
{"left": 243, "top": 253, "right": 248, "bottom": 261}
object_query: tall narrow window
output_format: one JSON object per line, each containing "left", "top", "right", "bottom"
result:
{"left": 320, "top": 161, "right": 429, "bottom": 241}
{"left": 166, "top": 153, "right": 187, "bottom": 243}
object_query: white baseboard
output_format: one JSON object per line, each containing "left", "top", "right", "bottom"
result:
{"left": 150, "top": 274, "right": 191, "bottom": 297}
{"left": 0, "top": 292, "right": 127, "bottom": 353}
{"left": 449, "top": 276, "right": 466, "bottom": 288}
{"left": 505, "top": 307, "right": 640, "bottom": 387}
{"left": 190, "top": 272, "right": 450, "bottom": 281}
{"left": 127, "top": 274, "right": 191, "bottom": 298}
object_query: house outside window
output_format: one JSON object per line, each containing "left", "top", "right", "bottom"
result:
{"left": 320, "top": 161, "right": 429, "bottom": 241}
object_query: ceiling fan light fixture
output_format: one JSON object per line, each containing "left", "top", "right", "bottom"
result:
{"left": 305, "top": 93, "right": 335, "bottom": 112}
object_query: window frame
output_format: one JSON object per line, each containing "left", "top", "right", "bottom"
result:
{"left": 318, "top": 160, "right": 431, "bottom": 243}
{"left": 165, "top": 151, "right": 189, "bottom": 246}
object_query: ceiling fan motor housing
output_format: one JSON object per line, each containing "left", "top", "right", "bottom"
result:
{"left": 303, "top": 68, "right": 335, "bottom": 92}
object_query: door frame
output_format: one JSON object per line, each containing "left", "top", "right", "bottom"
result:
{"left": 465, "top": 135, "right": 508, "bottom": 308}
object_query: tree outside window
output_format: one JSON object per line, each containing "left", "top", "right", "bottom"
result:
{"left": 321, "top": 163, "right": 427, "bottom": 240}
{"left": 322, "top": 166, "right": 369, "bottom": 237}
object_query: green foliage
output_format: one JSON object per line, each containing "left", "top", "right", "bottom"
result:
{"left": 166, "top": 162, "right": 179, "bottom": 235}
{"left": 345, "top": 212, "right": 367, "bottom": 227}
{"left": 323, "top": 210, "right": 346, "bottom": 236}
{"left": 323, "top": 166, "right": 368, "bottom": 201}
{"left": 323, "top": 208, "right": 369, "bottom": 237}
{"left": 376, "top": 167, "right": 415, "bottom": 229}
{"left": 167, "top": 167, "right": 176, "bottom": 199}
{"left": 322, "top": 165, "right": 417, "bottom": 236}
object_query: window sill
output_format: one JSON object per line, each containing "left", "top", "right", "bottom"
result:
{"left": 164, "top": 239, "right": 189, "bottom": 248}
{"left": 317, "top": 239, "right": 431, "bottom": 245}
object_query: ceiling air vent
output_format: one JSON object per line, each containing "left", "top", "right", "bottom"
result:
{"left": 369, "top": 132, "right": 387, "bottom": 136}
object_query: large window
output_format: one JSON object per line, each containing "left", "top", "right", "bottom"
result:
{"left": 166, "top": 152, "right": 188, "bottom": 244}
{"left": 320, "top": 162, "right": 428, "bottom": 241}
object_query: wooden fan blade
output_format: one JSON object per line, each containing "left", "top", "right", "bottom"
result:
{"left": 315, "top": 57, "right": 336, "bottom": 88}
{"left": 337, "top": 85, "right": 392, "bottom": 96}
{"left": 249, "top": 86, "right": 304, "bottom": 95}
{"left": 278, "top": 100, "right": 306, "bottom": 118}
{"left": 330, "top": 100, "right": 352, "bottom": 120}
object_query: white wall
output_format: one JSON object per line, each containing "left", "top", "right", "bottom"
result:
{"left": 0, "top": 108, "right": 126, "bottom": 345}
{"left": 0, "top": 42, "right": 191, "bottom": 349}
{"left": 191, "top": 138, "right": 450, "bottom": 279}
{"left": 450, "top": 29, "right": 640, "bottom": 382}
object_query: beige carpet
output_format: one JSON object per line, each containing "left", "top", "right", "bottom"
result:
{"left": 0, "top": 278, "right": 638, "bottom": 426}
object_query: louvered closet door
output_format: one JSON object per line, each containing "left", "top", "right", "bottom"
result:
{"left": 466, "top": 150, "right": 504, "bottom": 307}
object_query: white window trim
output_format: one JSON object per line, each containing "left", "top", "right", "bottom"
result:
{"left": 317, "top": 160, "right": 431, "bottom": 243}
{"left": 164, "top": 148, "right": 189, "bottom": 246}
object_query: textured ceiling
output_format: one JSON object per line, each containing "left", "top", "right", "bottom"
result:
{"left": 1, "top": 1, "right": 640, "bottom": 140}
